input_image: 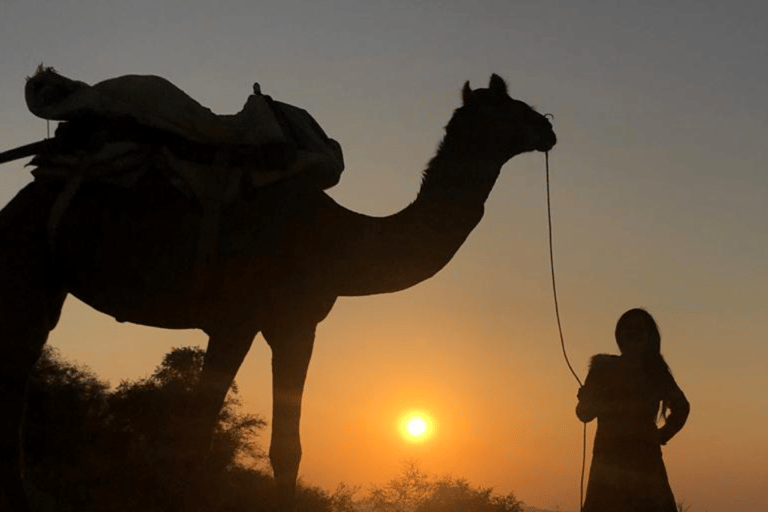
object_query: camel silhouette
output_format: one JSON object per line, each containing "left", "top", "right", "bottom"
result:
{"left": 0, "top": 74, "right": 556, "bottom": 511}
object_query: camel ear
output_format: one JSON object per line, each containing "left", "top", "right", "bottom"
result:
{"left": 489, "top": 74, "right": 508, "bottom": 96}
{"left": 462, "top": 81, "right": 472, "bottom": 105}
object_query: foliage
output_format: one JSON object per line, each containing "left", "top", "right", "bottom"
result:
{"left": 22, "top": 348, "right": 525, "bottom": 512}
{"left": 369, "top": 460, "right": 431, "bottom": 512}
{"left": 327, "top": 483, "right": 361, "bottom": 512}
{"left": 23, "top": 347, "right": 112, "bottom": 511}
{"left": 25, "top": 346, "right": 110, "bottom": 465}
{"left": 24, "top": 346, "right": 270, "bottom": 512}
{"left": 108, "top": 346, "right": 265, "bottom": 472}
{"left": 367, "top": 461, "right": 525, "bottom": 512}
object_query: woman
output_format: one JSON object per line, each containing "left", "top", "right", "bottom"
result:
{"left": 576, "top": 308, "right": 690, "bottom": 512}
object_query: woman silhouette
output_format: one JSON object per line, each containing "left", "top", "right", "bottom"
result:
{"left": 577, "top": 308, "right": 689, "bottom": 512}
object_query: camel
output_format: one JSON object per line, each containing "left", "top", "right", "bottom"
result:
{"left": 0, "top": 74, "right": 556, "bottom": 511}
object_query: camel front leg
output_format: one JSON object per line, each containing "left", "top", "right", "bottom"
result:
{"left": 166, "top": 327, "right": 255, "bottom": 512}
{"left": 0, "top": 182, "right": 67, "bottom": 512}
{"left": 264, "top": 323, "right": 315, "bottom": 510}
{"left": 196, "top": 327, "right": 257, "bottom": 451}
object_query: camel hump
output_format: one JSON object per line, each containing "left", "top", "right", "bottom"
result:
{"left": 23, "top": 66, "right": 344, "bottom": 189}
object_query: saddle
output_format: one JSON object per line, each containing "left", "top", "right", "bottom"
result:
{"left": 24, "top": 66, "right": 344, "bottom": 191}
{"left": 14, "top": 66, "right": 345, "bottom": 266}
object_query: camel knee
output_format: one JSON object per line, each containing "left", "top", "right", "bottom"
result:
{"left": 269, "top": 439, "right": 302, "bottom": 488}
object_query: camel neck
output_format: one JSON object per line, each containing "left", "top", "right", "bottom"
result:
{"left": 332, "top": 149, "right": 495, "bottom": 297}
{"left": 416, "top": 138, "right": 504, "bottom": 207}
{"left": 331, "top": 129, "right": 513, "bottom": 298}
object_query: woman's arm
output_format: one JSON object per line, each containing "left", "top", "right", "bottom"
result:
{"left": 576, "top": 383, "right": 598, "bottom": 422}
{"left": 657, "top": 372, "right": 690, "bottom": 445}
{"left": 576, "top": 355, "right": 614, "bottom": 422}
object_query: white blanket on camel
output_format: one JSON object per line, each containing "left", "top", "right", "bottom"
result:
{"left": 25, "top": 66, "right": 344, "bottom": 192}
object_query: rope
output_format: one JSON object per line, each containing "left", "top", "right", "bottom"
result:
{"left": 580, "top": 423, "right": 586, "bottom": 512}
{"left": 544, "top": 151, "right": 587, "bottom": 511}
{"left": 545, "top": 152, "right": 582, "bottom": 388}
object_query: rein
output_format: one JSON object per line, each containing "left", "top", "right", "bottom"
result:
{"left": 544, "top": 150, "right": 587, "bottom": 512}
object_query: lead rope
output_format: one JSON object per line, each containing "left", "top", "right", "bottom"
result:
{"left": 544, "top": 151, "right": 587, "bottom": 512}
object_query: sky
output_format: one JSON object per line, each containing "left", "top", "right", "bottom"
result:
{"left": 1, "top": 1, "right": 767, "bottom": 511}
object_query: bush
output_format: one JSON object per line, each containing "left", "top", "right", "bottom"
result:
{"left": 24, "top": 346, "right": 268, "bottom": 512}
{"left": 23, "top": 349, "right": 525, "bottom": 512}
{"left": 367, "top": 461, "right": 524, "bottom": 512}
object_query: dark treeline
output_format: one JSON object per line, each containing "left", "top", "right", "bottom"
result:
{"left": 20, "top": 347, "right": 525, "bottom": 512}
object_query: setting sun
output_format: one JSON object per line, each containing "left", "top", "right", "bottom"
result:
{"left": 407, "top": 417, "right": 427, "bottom": 437}
{"left": 400, "top": 412, "right": 432, "bottom": 442}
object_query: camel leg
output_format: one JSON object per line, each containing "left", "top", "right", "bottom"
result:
{"left": 0, "top": 184, "right": 67, "bottom": 512}
{"left": 196, "top": 327, "right": 256, "bottom": 444}
{"left": 263, "top": 322, "right": 316, "bottom": 511}
{"left": 164, "top": 328, "right": 255, "bottom": 512}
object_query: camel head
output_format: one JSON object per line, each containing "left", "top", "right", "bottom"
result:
{"left": 453, "top": 74, "right": 556, "bottom": 160}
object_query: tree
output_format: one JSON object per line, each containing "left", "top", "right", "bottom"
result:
{"left": 369, "top": 460, "right": 431, "bottom": 512}
{"left": 23, "top": 349, "right": 527, "bottom": 512}
{"left": 24, "top": 346, "right": 268, "bottom": 512}
{"left": 326, "top": 483, "right": 360, "bottom": 512}
{"left": 25, "top": 346, "right": 110, "bottom": 463}
{"left": 104, "top": 346, "right": 267, "bottom": 511}
{"left": 108, "top": 346, "right": 266, "bottom": 473}
{"left": 23, "top": 347, "right": 111, "bottom": 511}
{"left": 367, "top": 461, "right": 524, "bottom": 512}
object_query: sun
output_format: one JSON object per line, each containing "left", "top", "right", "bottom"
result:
{"left": 407, "top": 417, "right": 428, "bottom": 437}
{"left": 400, "top": 412, "right": 432, "bottom": 442}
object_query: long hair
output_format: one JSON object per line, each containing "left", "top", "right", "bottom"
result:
{"left": 615, "top": 308, "right": 672, "bottom": 419}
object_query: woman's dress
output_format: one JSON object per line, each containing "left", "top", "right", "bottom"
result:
{"left": 576, "top": 354, "right": 689, "bottom": 512}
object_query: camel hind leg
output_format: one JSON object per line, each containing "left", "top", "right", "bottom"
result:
{"left": 0, "top": 183, "right": 67, "bottom": 511}
{"left": 263, "top": 320, "right": 316, "bottom": 511}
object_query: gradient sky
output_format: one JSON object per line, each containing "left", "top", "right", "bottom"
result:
{"left": 1, "top": 2, "right": 766, "bottom": 511}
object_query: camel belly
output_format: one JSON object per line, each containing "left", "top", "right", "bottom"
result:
{"left": 41, "top": 174, "right": 337, "bottom": 332}
{"left": 50, "top": 177, "right": 216, "bottom": 329}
